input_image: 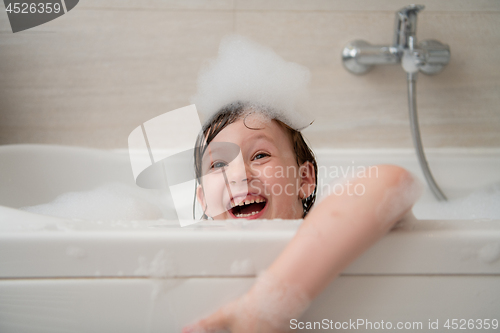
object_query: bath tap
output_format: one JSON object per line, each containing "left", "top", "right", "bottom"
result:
{"left": 341, "top": 4, "right": 450, "bottom": 201}
{"left": 394, "top": 4, "right": 423, "bottom": 50}
{"left": 342, "top": 4, "right": 450, "bottom": 76}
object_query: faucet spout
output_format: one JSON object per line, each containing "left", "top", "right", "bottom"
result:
{"left": 393, "top": 4, "right": 425, "bottom": 50}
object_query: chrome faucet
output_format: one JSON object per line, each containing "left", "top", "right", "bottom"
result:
{"left": 394, "top": 4, "right": 423, "bottom": 50}
{"left": 342, "top": 4, "right": 450, "bottom": 75}
{"left": 341, "top": 5, "right": 450, "bottom": 201}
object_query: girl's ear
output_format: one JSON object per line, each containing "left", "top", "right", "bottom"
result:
{"left": 196, "top": 184, "right": 207, "bottom": 211}
{"left": 298, "top": 161, "right": 316, "bottom": 199}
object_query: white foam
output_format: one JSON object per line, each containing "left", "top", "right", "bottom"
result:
{"left": 20, "top": 182, "right": 172, "bottom": 221}
{"left": 413, "top": 182, "right": 500, "bottom": 220}
{"left": 230, "top": 259, "right": 255, "bottom": 275}
{"left": 66, "top": 246, "right": 86, "bottom": 259}
{"left": 191, "top": 34, "right": 313, "bottom": 130}
{"left": 134, "top": 250, "right": 177, "bottom": 279}
{"left": 478, "top": 242, "right": 500, "bottom": 264}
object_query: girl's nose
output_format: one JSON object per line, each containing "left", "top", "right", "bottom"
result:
{"left": 230, "top": 177, "right": 247, "bottom": 185}
{"left": 226, "top": 153, "right": 251, "bottom": 185}
{"left": 227, "top": 164, "right": 250, "bottom": 185}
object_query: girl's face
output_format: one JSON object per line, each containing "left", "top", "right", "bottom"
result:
{"left": 196, "top": 113, "right": 315, "bottom": 220}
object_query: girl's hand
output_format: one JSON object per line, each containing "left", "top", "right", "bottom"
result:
{"left": 182, "top": 271, "right": 310, "bottom": 333}
{"left": 181, "top": 297, "right": 283, "bottom": 333}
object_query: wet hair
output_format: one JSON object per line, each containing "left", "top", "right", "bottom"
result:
{"left": 193, "top": 101, "right": 318, "bottom": 219}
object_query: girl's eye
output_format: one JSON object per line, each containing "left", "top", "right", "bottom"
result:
{"left": 253, "top": 152, "right": 269, "bottom": 160}
{"left": 211, "top": 161, "right": 227, "bottom": 169}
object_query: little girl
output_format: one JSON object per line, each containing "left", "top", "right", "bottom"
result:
{"left": 182, "top": 36, "right": 422, "bottom": 333}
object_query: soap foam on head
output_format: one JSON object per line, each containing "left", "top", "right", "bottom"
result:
{"left": 191, "top": 34, "right": 313, "bottom": 130}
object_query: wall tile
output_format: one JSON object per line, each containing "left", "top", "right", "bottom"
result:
{"left": 79, "top": 0, "right": 234, "bottom": 11}
{"left": 0, "top": 1, "right": 498, "bottom": 149}
{"left": 234, "top": 0, "right": 500, "bottom": 12}
{"left": 0, "top": 7, "right": 233, "bottom": 148}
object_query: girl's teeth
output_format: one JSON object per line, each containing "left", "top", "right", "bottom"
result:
{"left": 230, "top": 197, "right": 267, "bottom": 211}
{"left": 232, "top": 198, "right": 266, "bottom": 207}
{"left": 235, "top": 211, "right": 260, "bottom": 218}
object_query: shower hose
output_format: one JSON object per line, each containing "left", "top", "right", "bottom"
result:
{"left": 407, "top": 72, "right": 447, "bottom": 201}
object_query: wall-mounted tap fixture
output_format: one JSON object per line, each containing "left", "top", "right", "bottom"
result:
{"left": 341, "top": 4, "right": 450, "bottom": 201}
{"left": 342, "top": 4, "right": 450, "bottom": 75}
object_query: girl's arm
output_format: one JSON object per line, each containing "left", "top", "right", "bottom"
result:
{"left": 183, "top": 165, "right": 422, "bottom": 333}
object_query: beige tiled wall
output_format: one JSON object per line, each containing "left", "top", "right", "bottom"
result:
{"left": 1, "top": 0, "right": 499, "bottom": 149}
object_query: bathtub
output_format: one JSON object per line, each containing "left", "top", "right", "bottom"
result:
{"left": 0, "top": 144, "right": 499, "bottom": 332}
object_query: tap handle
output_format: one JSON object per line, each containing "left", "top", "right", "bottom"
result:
{"left": 394, "top": 4, "right": 425, "bottom": 49}
{"left": 397, "top": 4, "right": 425, "bottom": 18}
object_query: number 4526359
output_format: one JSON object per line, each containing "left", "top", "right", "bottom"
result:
{"left": 5, "top": 2, "right": 62, "bottom": 14}
{"left": 444, "top": 319, "right": 499, "bottom": 330}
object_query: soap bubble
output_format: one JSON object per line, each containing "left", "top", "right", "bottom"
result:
{"left": 413, "top": 182, "right": 500, "bottom": 220}
{"left": 191, "top": 34, "right": 314, "bottom": 130}
{"left": 20, "top": 182, "right": 172, "bottom": 221}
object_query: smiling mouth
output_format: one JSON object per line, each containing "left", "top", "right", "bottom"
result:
{"left": 229, "top": 197, "right": 267, "bottom": 218}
